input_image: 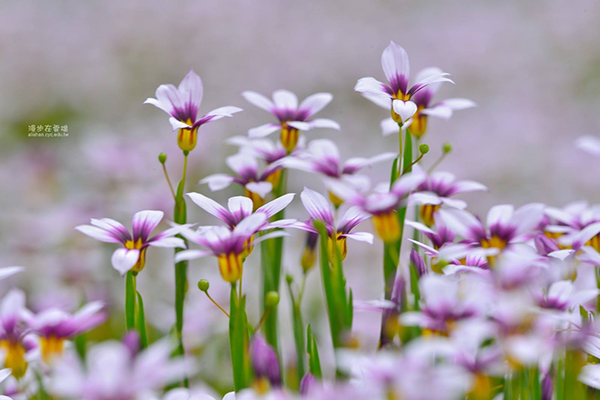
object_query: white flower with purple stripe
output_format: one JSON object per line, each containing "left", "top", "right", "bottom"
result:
{"left": 297, "top": 188, "right": 373, "bottom": 259}
{"left": 187, "top": 192, "right": 296, "bottom": 230}
{"left": 355, "top": 41, "right": 453, "bottom": 125}
{"left": 76, "top": 210, "right": 186, "bottom": 276}
{"left": 242, "top": 89, "right": 340, "bottom": 152}
{"left": 200, "top": 152, "right": 284, "bottom": 209}
{"left": 144, "top": 70, "right": 242, "bottom": 152}
{"left": 380, "top": 67, "right": 474, "bottom": 137}
{"left": 175, "top": 213, "right": 288, "bottom": 283}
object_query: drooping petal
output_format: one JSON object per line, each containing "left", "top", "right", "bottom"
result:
{"left": 338, "top": 206, "right": 371, "bottom": 233}
{"left": 298, "top": 93, "right": 333, "bottom": 118}
{"left": 245, "top": 182, "right": 273, "bottom": 199}
{"left": 439, "top": 98, "right": 476, "bottom": 110}
{"left": 272, "top": 90, "right": 298, "bottom": 111}
{"left": 187, "top": 192, "right": 231, "bottom": 224}
{"left": 199, "top": 174, "right": 235, "bottom": 191}
{"left": 132, "top": 210, "right": 164, "bottom": 242}
{"left": 90, "top": 218, "right": 132, "bottom": 242}
{"left": 248, "top": 123, "right": 280, "bottom": 138}
{"left": 300, "top": 187, "right": 334, "bottom": 226}
{"left": 111, "top": 248, "right": 140, "bottom": 276}
{"left": 286, "top": 121, "right": 312, "bottom": 131}
{"left": 437, "top": 209, "right": 482, "bottom": 241}
{"left": 392, "top": 100, "right": 417, "bottom": 122}
{"left": 169, "top": 117, "right": 191, "bottom": 131}
{"left": 256, "top": 193, "right": 296, "bottom": 218}
{"left": 242, "top": 91, "right": 275, "bottom": 112}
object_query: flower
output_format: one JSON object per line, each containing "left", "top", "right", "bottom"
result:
{"left": 200, "top": 152, "right": 285, "bottom": 209}
{"left": 242, "top": 89, "right": 340, "bottom": 152}
{"left": 25, "top": 301, "right": 106, "bottom": 363}
{"left": 76, "top": 210, "right": 186, "bottom": 276}
{"left": 144, "top": 70, "right": 242, "bottom": 152}
{"left": 175, "top": 213, "right": 287, "bottom": 283}
{"left": 576, "top": 135, "right": 600, "bottom": 157}
{"left": 327, "top": 170, "right": 426, "bottom": 242}
{"left": 355, "top": 41, "right": 453, "bottom": 125}
{"left": 282, "top": 139, "right": 395, "bottom": 206}
{"left": 186, "top": 192, "right": 295, "bottom": 230}
{"left": 226, "top": 136, "right": 305, "bottom": 165}
{"left": 438, "top": 204, "right": 545, "bottom": 254}
{"left": 297, "top": 187, "right": 373, "bottom": 260}
{"left": 408, "top": 165, "right": 487, "bottom": 226}
{"left": 250, "top": 335, "right": 281, "bottom": 390}
{"left": 0, "top": 290, "right": 31, "bottom": 379}
{"left": 380, "top": 67, "right": 475, "bottom": 137}
{"left": 49, "top": 339, "right": 194, "bottom": 400}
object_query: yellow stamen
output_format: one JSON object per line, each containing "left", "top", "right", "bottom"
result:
{"left": 253, "top": 377, "right": 270, "bottom": 395}
{"left": 328, "top": 191, "right": 344, "bottom": 208}
{"left": 40, "top": 335, "right": 65, "bottom": 364}
{"left": 410, "top": 106, "right": 427, "bottom": 137}
{"left": 280, "top": 123, "right": 300, "bottom": 153}
{"left": 244, "top": 186, "right": 266, "bottom": 211}
{"left": 177, "top": 118, "right": 198, "bottom": 152}
{"left": 372, "top": 211, "right": 401, "bottom": 243}
{"left": 327, "top": 233, "right": 348, "bottom": 261}
{"left": 0, "top": 340, "right": 27, "bottom": 378}
{"left": 420, "top": 204, "right": 440, "bottom": 227}
{"left": 301, "top": 247, "right": 316, "bottom": 272}
{"left": 124, "top": 238, "right": 147, "bottom": 273}
{"left": 265, "top": 170, "right": 283, "bottom": 193}
{"left": 217, "top": 252, "right": 244, "bottom": 283}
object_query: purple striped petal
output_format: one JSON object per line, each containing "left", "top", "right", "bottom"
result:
{"left": 300, "top": 187, "right": 334, "bottom": 226}
{"left": 132, "top": 210, "right": 164, "bottom": 242}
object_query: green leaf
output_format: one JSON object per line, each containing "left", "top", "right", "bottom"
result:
{"left": 306, "top": 324, "right": 322, "bottom": 379}
{"left": 135, "top": 291, "right": 148, "bottom": 349}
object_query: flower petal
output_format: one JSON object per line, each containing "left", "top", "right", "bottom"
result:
{"left": 199, "top": 174, "right": 235, "bottom": 191}
{"left": 392, "top": 100, "right": 417, "bottom": 123}
{"left": 300, "top": 187, "right": 334, "bottom": 225}
{"left": 174, "top": 250, "right": 213, "bottom": 263}
{"left": 187, "top": 192, "right": 231, "bottom": 224}
{"left": 245, "top": 181, "right": 273, "bottom": 198}
{"left": 354, "top": 77, "right": 390, "bottom": 98}
{"left": 111, "top": 248, "right": 140, "bottom": 276}
{"left": 242, "top": 91, "right": 275, "bottom": 112}
{"left": 132, "top": 210, "right": 164, "bottom": 242}
{"left": 298, "top": 93, "right": 333, "bottom": 118}
{"left": 256, "top": 193, "right": 296, "bottom": 218}
{"left": 248, "top": 123, "right": 280, "bottom": 138}
{"left": 381, "top": 41, "right": 410, "bottom": 86}
{"left": 272, "top": 90, "right": 298, "bottom": 111}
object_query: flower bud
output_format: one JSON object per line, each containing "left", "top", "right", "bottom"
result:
{"left": 410, "top": 248, "right": 427, "bottom": 278}
{"left": 197, "top": 279, "right": 210, "bottom": 292}
{"left": 285, "top": 274, "right": 294, "bottom": 285}
{"left": 158, "top": 153, "right": 167, "bottom": 164}
{"left": 300, "top": 373, "right": 316, "bottom": 395}
{"left": 419, "top": 144, "right": 429, "bottom": 154}
{"left": 122, "top": 330, "right": 141, "bottom": 356}
{"left": 301, "top": 232, "right": 318, "bottom": 272}
{"left": 250, "top": 335, "right": 281, "bottom": 386}
{"left": 266, "top": 291, "right": 280, "bottom": 308}
{"left": 442, "top": 142, "right": 452, "bottom": 154}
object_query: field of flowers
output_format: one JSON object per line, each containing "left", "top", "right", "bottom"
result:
{"left": 2, "top": 2, "right": 600, "bottom": 399}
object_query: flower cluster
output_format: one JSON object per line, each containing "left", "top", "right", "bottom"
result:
{"left": 4, "top": 41, "right": 600, "bottom": 400}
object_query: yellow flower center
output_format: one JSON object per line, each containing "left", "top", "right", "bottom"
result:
{"left": 301, "top": 247, "right": 316, "bottom": 272}
{"left": 177, "top": 119, "right": 199, "bottom": 152}
{"left": 328, "top": 191, "right": 344, "bottom": 208}
{"left": 244, "top": 185, "right": 266, "bottom": 211}
{"left": 373, "top": 211, "right": 401, "bottom": 243}
{"left": 280, "top": 122, "right": 300, "bottom": 153}
{"left": 327, "top": 233, "right": 348, "bottom": 261}
{"left": 410, "top": 107, "right": 427, "bottom": 138}
{"left": 420, "top": 204, "right": 440, "bottom": 227}
{"left": 217, "top": 252, "right": 243, "bottom": 283}
{"left": 0, "top": 340, "right": 28, "bottom": 378}
{"left": 124, "top": 238, "right": 147, "bottom": 273}
{"left": 40, "top": 335, "right": 65, "bottom": 364}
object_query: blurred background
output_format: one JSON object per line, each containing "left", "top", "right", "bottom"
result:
{"left": 1, "top": 0, "right": 600, "bottom": 390}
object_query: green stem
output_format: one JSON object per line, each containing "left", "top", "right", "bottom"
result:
{"left": 136, "top": 291, "right": 148, "bottom": 349}
{"left": 260, "top": 169, "right": 288, "bottom": 364}
{"left": 286, "top": 280, "right": 306, "bottom": 390}
{"left": 125, "top": 271, "right": 136, "bottom": 330}
{"left": 230, "top": 283, "right": 251, "bottom": 392}
{"left": 173, "top": 151, "right": 189, "bottom": 387}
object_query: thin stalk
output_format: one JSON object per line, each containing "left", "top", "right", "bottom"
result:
{"left": 286, "top": 278, "right": 306, "bottom": 389}
{"left": 260, "top": 168, "right": 288, "bottom": 363}
{"left": 173, "top": 150, "right": 189, "bottom": 387}
{"left": 125, "top": 271, "right": 136, "bottom": 330}
{"left": 230, "top": 282, "right": 251, "bottom": 392}
{"left": 161, "top": 162, "right": 177, "bottom": 200}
